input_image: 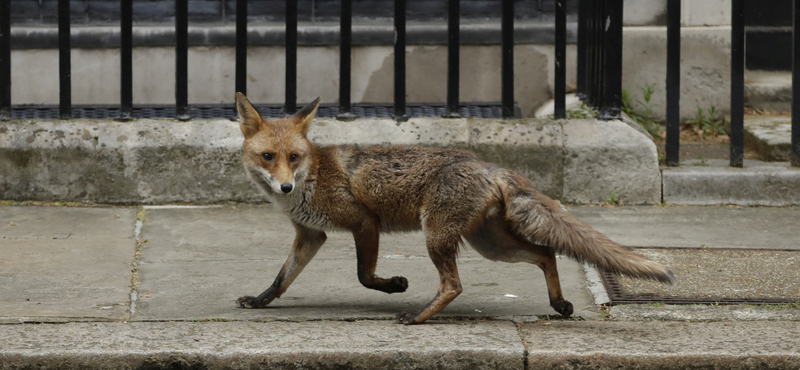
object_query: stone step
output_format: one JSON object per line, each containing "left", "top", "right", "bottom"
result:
{"left": 744, "top": 70, "right": 791, "bottom": 113}
{"left": 744, "top": 115, "right": 794, "bottom": 162}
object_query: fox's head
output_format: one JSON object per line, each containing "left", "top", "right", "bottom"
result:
{"left": 236, "top": 92, "right": 321, "bottom": 196}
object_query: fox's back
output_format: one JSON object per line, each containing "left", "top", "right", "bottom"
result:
{"left": 333, "top": 145, "right": 489, "bottom": 231}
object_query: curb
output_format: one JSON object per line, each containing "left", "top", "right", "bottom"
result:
{"left": 662, "top": 159, "right": 800, "bottom": 206}
{"left": 1, "top": 321, "right": 799, "bottom": 370}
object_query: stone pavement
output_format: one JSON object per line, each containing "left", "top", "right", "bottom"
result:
{"left": 1, "top": 204, "right": 799, "bottom": 369}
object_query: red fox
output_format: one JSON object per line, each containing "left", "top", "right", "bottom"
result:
{"left": 234, "top": 93, "right": 675, "bottom": 324}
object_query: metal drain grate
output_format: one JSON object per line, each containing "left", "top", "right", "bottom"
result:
{"left": 9, "top": 103, "right": 519, "bottom": 120}
{"left": 599, "top": 247, "right": 800, "bottom": 305}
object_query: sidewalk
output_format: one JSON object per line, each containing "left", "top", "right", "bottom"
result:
{"left": 1, "top": 204, "right": 799, "bottom": 369}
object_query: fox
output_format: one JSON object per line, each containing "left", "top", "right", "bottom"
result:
{"left": 233, "top": 92, "right": 675, "bottom": 324}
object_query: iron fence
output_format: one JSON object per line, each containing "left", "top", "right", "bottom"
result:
{"left": 654, "top": 0, "right": 799, "bottom": 168}
{"left": 1, "top": 0, "right": 546, "bottom": 121}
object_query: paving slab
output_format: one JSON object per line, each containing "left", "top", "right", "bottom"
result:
{"left": 0, "top": 320, "right": 525, "bottom": 370}
{"left": 566, "top": 205, "right": 800, "bottom": 250}
{"left": 611, "top": 248, "right": 800, "bottom": 303}
{"left": 521, "top": 320, "right": 800, "bottom": 370}
{"left": 744, "top": 70, "right": 792, "bottom": 112}
{"left": 133, "top": 205, "right": 598, "bottom": 321}
{"left": 0, "top": 206, "right": 137, "bottom": 323}
{"left": 610, "top": 304, "right": 800, "bottom": 321}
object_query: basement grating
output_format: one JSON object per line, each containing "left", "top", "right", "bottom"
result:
{"left": 598, "top": 247, "right": 800, "bottom": 305}
{"left": 8, "top": 102, "right": 520, "bottom": 120}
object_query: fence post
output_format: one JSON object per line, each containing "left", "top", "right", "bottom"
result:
{"left": 597, "top": 0, "right": 622, "bottom": 120}
{"left": 501, "top": 0, "right": 514, "bottom": 118}
{"left": 235, "top": 0, "right": 247, "bottom": 102}
{"left": 554, "top": 0, "right": 567, "bottom": 119}
{"left": 730, "top": 0, "right": 745, "bottom": 168}
{"left": 0, "top": 0, "right": 9, "bottom": 121}
{"left": 337, "top": 0, "right": 356, "bottom": 121}
{"left": 175, "top": 0, "right": 190, "bottom": 120}
{"left": 665, "top": 0, "right": 681, "bottom": 166}
{"left": 120, "top": 0, "right": 133, "bottom": 121}
{"left": 284, "top": 0, "right": 297, "bottom": 115}
{"left": 445, "top": 0, "right": 460, "bottom": 118}
{"left": 576, "top": 0, "right": 586, "bottom": 100}
{"left": 793, "top": 0, "right": 800, "bottom": 167}
{"left": 394, "top": 0, "right": 408, "bottom": 121}
{"left": 58, "top": 0, "right": 71, "bottom": 119}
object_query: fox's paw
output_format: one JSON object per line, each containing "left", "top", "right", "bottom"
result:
{"left": 551, "top": 299, "right": 573, "bottom": 318}
{"left": 236, "top": 295, "right": 268, "bottom": 309}
{"left": 396, "top": 311, "right": 422, "bottom": 325}
{"left": 387, "top": 276, "right": 409, "bottom": 293}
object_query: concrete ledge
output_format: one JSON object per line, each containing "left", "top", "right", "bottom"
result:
{"left": 0, "top": 117, "right": 660, "bottom": 204}
{"left": 563, "top": 119, "right": 661, "bottom": 204}
{"left": 662, "top": 159, "right": 800, "bottom": 206}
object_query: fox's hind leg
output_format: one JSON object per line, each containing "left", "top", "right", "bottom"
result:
{"left": 528, "top": 243, "right": 573, "bottom": 317}
{"left": 396, "top": 231, "right": 463, "bottom": 325}
{"left": 466, "top": 216, "right": 573, "bottom": 318}
{"left": 353, "top": 218, "right": 408, "bottom": 293}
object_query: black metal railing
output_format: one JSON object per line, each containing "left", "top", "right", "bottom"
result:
{"left": 659, "top": 0, "right": 799, "bottom": 167}
{"left": 575, "top": 0, "right": 623, "bottom": 120}
{"left": 2, "top": 0, "right": 550, "bottom": 122}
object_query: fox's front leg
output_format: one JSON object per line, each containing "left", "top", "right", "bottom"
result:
{"left": 353, "top": 218, "right": 409, "bottom": 293}
{"left": 237, "top": 224, "right": 326, "bottom": 308}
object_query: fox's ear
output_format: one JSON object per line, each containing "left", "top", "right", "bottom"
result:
{"left": 291, "top": 97, "right": 321, "bottom": 136}
{"left": 236, "top": 92, "right": 263, "bottom": 138}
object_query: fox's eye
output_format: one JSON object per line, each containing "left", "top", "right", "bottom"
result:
{"left": 262, "top": 153, "right": 274, "bottom": 161}
{"left": 289, "top": 154, "right": 299, "bottom": 162}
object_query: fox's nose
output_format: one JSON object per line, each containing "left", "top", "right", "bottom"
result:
{"left": 280, "top": 183, "right": 293, "bottom": 194}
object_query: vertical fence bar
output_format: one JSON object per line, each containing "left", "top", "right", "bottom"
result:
{"left": 730, "top": 0, "right": 744, "bottom": 167}
{"left": 501, "top": 0, "right": 514, "bottom": 118}
{"left": 235, "top": 0, "right": 247, "bottom": 99}
{"left": 175, "top": 0, "right": 190, "bottom": 120}
{"left": 394, "top": 0, "right": 407, "bottom": 121}
{"left": 576, "top": 0, "right": 586, "bottom": 99}
{"left": 598, "top": 0, "right": 622, "bottom": 120}
{"left": 120, "top": 0, "right": 133, "bottom": 121}
{"left": 285, "top": 0, "right": 297, "bottom": 115}
{"left": 0, "top": 0, "right": 9, "bottom": 120}
{"left": 665, "top": 0, "right": 681, "bottom": 166}
{"left": 589, "top": 0, "right": 603, "bottom": 109}
{"left": 338, "top": 0, "right": 355, "bottom": 120}
{"left": 793, "top": 0, "right": 800, "bottom": 167}
{"left": 554, "top": 0, "right": 566, "bottom": 119}
{"left": 58, "top": 0, "right": 72, "bottom": 119}
{"left": 445, "top": 0, "right": 460, "bottom": 118}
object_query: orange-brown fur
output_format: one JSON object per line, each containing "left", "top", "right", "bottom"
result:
{"left": 234, "top": 93, "right": 675, "bottom": 324}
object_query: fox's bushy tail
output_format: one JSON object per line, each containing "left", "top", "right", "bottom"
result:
{"left": 499, "top": 172, "right": 675, "bottom": 283}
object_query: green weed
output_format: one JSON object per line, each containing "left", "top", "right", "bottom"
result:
{"left": 686, "top": 106, "right": 725, "bottom": 137}
{"left": 622, "top": 83, "right": 662, "bottom": 140}
{"left": 607, "top": 192, "right": 622, "bottom": 206}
